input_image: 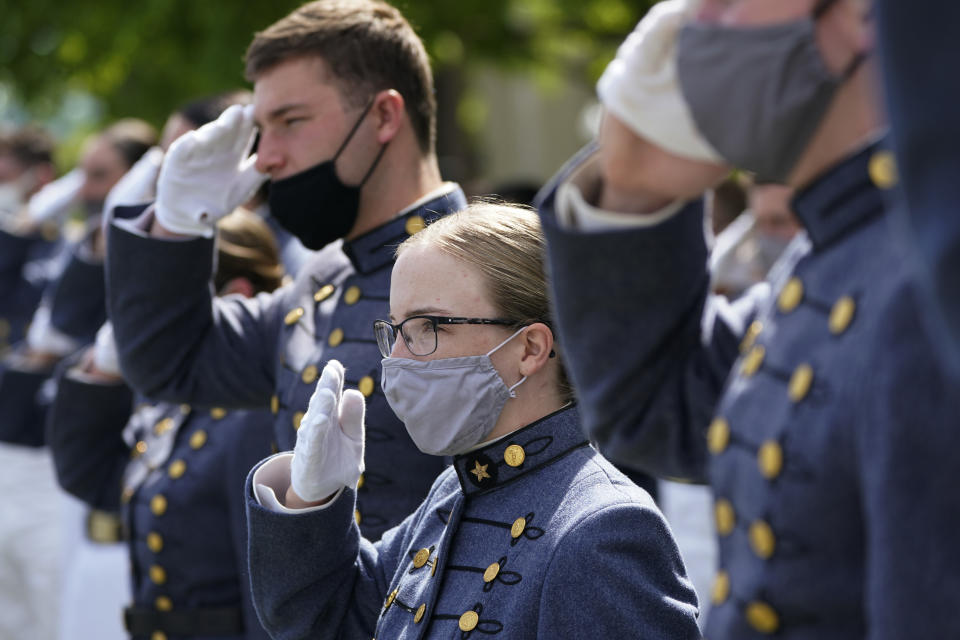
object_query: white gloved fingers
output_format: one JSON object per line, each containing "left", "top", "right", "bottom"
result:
{"left": 231, "top": 159, "right": 268, "bottom": 206}
{"left": 313, "top": 360, "right": 345, "bottom": 405}
{"left": 92, "top": 321, "right": 121, "bottom": 376}
{"left": 339, "top": 389, "right": 366, "bottom": 442}
{"left": 27, "top": 167, "right": 85, "bottom": 223}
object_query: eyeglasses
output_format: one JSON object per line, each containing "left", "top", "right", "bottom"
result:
{"left": 373, "top": 316, "right": 518, "bottom": 358}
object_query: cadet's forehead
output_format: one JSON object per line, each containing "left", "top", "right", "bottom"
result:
{"left": 390, "top": 245, "right": 495, "bottom": 318}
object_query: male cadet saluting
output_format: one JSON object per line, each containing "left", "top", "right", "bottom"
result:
{"left": 106, "top": 0, "right": 466, "bottom": 540}
{"left": 537, "top": 0, "right": 960, "bottom": 638}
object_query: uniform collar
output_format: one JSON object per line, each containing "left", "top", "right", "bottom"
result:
{"left": 341, "top": 184, "right": 466, "bottom": 275}
{"left": 791, "top": 138, "right": 893, "bottom": 250}
{"left": 453, "top": 404, "right": 588, "bottom": 497}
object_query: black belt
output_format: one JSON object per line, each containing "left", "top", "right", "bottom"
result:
{"left": 123, "top": 605, "right": 244, "bottom": 636}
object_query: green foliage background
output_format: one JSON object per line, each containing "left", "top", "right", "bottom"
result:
{"left": 1, "top": 0, "right": 655, "bottom": 171}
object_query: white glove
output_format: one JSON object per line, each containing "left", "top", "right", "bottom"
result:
{"left": 92, "top": 322, "right": 121, "bottom": 376}
{"left": 155, "top": 104, "right": 267, "bottom": 237}
{"left": 596, "top": 0, "right": 722, "bottom": 164}
{"left": 290, "top": 360, "right": 366, "bottom": 503}
{"left": 25, "top": 305, "right": 80, "bottom": 358}
{"left": 103, "top": 146, "right": 164, "bottom": 218}
{"left": 27, "top": 167, "right": 85, "bottom": 223}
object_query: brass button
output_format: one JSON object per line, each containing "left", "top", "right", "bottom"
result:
{"left": 458, "top": 611, "right": 479, "bottom": 632}
{"left": 179, "top": 404, "right": 191, "bottom": 415}
{"left": 344, "top": 285, "right": 362, "bottom": 305}
{"left": 384, "top": 588, "right": 398, "bottom": 611}
{"left": 868, "top": 150, "right": 898, "bottom": 190}
{"left": 746, "top": 601, "right": 780, "bottom": 634}
{"left": 354, "top": 509, "right": 362, "bottom": 525}
{"left": 168, "top": 459, "right": 186, "bottom": 479}
{"left": 284, "top": 307, "right": 305, "bottom": 326}
{"left": 146, "top": 532, "right": 163, "bottom": 553}
{"left": 758, "top": 441, "right": 783, "bottom": 480}
{"left": 133, "top": 441, "right": 148, "bottom": 457}
{"left": 210, "top": 407, "right": 227, "bottom": 420}
{"left": 189, "top": 430, "right": 207, "bottom": 450}
{"left": 121, "top": 488, "right": 134, "bottom": 504}
{"left": 707, "top": 417, "right": 730, "bottom": 455}
{"left": 711, "top": 570, "right": 730, "bottom": 605}
{"left": 741, "top": 345, "right": 765, "bottom": 377}
{"left": 357, "top": 474, "right": 365, "bottom": 489}
{"left": 405, "top": 215, "right": 426, "bottom": 236}
{"left": 149, "top": 565, "right": 166, "bottom": 585}
{"left": 740, "top": 320, "right": 763, "bottom": 354}
{"left": 503, "top": 444, "right": 526, "bottom": 467}
{"left": 788, "top": 364, "right": 814, "bottom": 402}
{"left": 829, "top": 296, "right": 856, "bottom": 335}
{"left": 749, "top": 520, "right": 776, "bottom": 559}
{"left": 328, "top": 328, "right": 344, "bottom": 347}
{"left": 293, "top": 411, "right": 305, "bottom": 430}
{"left": 413, "top": 548, "right": 430, "bottom": 569}
{"left": 777, "top": 277, "right": 804, "bottom": 313}
{"left": 153, "top": 418, "right": 174, "bottom": 436}
{"left": 313, "top": 284, "right": 335, "bottom": 303}
{"left": 715, "top": 499, "right": 735, "bottom": 537}
{"left": 301, "top": 365, "right": 319, "bottom": 385}
{"left": 150, "top": 494, "right": 167, "bottom": 516}
{"left": 270, "top": 395, "right": 279, "bottom": 414}
{"left": 151, "top": 632, "right": 167, "bottom": 640}
{"left": 414, "top": 603, "right": 426, "bottom": 624}
{"left": 358, "top": 376, "right": 375, "bottom": 397}
{"left": 155, "top": 596, "right": 173, "bottom": 611}
{"left": 510, "top": 517, "right": 526, "bottom": 539}
{"left": 483, "top": 562, "right": 500, "bottom": 583}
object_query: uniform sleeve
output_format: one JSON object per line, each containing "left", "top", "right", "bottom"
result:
{"left": 106, "top": 207, "right": 284, "bottom": 408}
{"left": 46, "top": 372, "right": 133, "bottom": 510}
{"left": 538, "top": 160, "right": 764, "bottom": 481}
{"left": 538, "top": 501, "right": 701, "bottom": 639}
{"left": 222, "top": 414, "right": 276, "bottom": 640}
{"left": 856, "top": 282, "right": 960, "bottom": 639}
{"left": 245, "top": 460, "right": 432, "bottom": 640}
{"left": 877, "top": 0, "right": 960, "bottom": 377}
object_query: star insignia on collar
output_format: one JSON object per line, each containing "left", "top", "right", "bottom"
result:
{"left": 470, "top": 460, "right": 491, "bottom": 482}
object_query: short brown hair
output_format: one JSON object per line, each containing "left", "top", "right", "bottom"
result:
{"left": 100, "top": 119, "right": 158, "bottom": 169}
{"left": 0, "top": 126, "right": 54, "bottom": 168}
{"left": 398, "top": 203, "right": 575, "bottom": 403}
{"left": 215, "top": 208, "right": 285, "bottom": 295}
{"left": 244, "top": 0, "right": 436, "bottom": 154}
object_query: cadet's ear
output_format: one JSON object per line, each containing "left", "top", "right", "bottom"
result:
{"left": 518, "top": 323, "right": 555, "bottom": 378}
{"left": 372, "top": 89, "right": 405, "bottom": 146}
{"left": 218, "top": 277, "right": 255, "bottom": 299}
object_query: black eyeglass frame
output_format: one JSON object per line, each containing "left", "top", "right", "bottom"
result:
{"left": 373, "top": 315, "right": 520, "bottom": 358}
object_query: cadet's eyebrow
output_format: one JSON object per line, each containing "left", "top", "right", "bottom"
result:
{"left": 388, "top": 307, "right": 449, "bottom": 323}
{"left": 254, "top": 103, "right": 309, "bottom": 127}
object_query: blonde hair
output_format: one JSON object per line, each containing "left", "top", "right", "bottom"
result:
{"left": 398, "top": 202, "right": 574, "bottom": 402}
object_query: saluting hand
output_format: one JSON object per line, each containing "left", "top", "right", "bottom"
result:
{"left": 289, "top": 360, "right": 366, "bottom": 505}
{"left": 155, "top": 104, "right": 266, "bottom": 237}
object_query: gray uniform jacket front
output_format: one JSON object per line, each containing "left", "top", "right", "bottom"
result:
{"left": 106, "top": 188, "right": 466, "bottom": 540}
{"left": 245, "top": 405, "right": 701, "bottom": 640}
{"left": 538, "top": 143, "right": 960, "bottom": 639}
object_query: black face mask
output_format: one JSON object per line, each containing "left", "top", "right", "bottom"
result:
{"left": 268, "top": 99, "right": 387, "bottom": 250}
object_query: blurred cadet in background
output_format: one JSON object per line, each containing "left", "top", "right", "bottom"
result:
{"left": 49, "top": 209, "right": 279, "bottom": 640}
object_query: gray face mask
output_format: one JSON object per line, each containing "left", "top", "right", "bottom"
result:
{"left": 381, "top": 328, "right": 527, "bottom": 457}
{"left": 676, "top": 0, "right": 864, "bottom": 182}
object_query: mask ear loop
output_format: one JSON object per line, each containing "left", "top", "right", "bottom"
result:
{"left": 812, "top": 0, "right": 870, "bottom": 81}
{"left": 486, "top": 326, "right": 530, "bottom": 398}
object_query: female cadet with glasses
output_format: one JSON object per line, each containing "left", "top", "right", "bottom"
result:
{"left": 245, "top": 204, "right": 701, "bottom": 639}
